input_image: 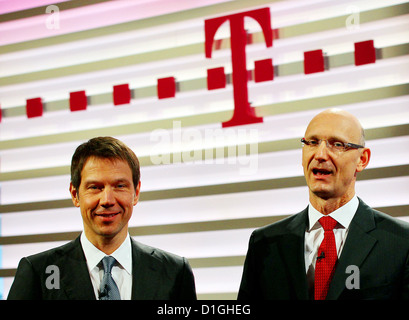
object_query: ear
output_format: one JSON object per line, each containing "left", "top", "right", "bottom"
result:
{"left": 133, "top": 181, "right": 141, "bottom": 206}
{"left": 356, "top": 147, "right": 371, "bottom": 173}
{"left": 69, "top": 182, "right": 81, "bottom": 208}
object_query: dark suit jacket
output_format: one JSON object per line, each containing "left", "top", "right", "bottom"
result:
{"left": 238, "top": 198, "right": 409, "bottom": 300}
{"left": 7, "top": 236, "right": 196, "bottom": 300}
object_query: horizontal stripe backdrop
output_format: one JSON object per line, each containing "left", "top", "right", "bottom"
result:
{"left": 0, "top": 0, "right": 408, "bottom": 299}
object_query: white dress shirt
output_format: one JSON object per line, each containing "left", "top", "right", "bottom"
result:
{"left": 304, "top": 195, "right": 359, "bottom": 292}
{"left": 80, "top": 232, "right": 133, "bottom": 300}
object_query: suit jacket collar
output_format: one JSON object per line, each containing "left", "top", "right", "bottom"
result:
{"left": 57, "top": 236, "right": 165, "bottom": 300}
{"left": 282, "top": 207, "right": 310, "bottom": 299}
{"left": 130, "top": 238, "right": 163, "bottom": 300}
{"left": 326, "top": 198, "right": 377, "bottom": 299}
{"left": 58, "top": 236, "right": 96, "bottom": 300}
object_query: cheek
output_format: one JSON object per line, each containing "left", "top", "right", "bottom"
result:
{"left": 79, "top": 193, "right": 99, "bottom": 213}
{"left": 341, "top": 164, "right": 359, "bottom": 180}
{"left": 341, "top": 156, "right": 359, "bottom": 173}
{"left": 301, "top": 153, "right": 311, "bottom": 172}
{"left": 117, "top": 192, "right": 136, "bottom": 209}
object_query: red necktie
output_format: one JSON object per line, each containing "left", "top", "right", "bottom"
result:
{"left": 314, "top": 216, "right": 338, "bottom": 300}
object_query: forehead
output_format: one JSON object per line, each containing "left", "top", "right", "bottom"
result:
{"left": 81, "top": 156, "right": 132, "bottom": 180}
{"left": 305, "top": 112, "right": 361, "bottom": 141}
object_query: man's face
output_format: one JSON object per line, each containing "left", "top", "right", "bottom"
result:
{"left": 70, "top": 156, "right": 140, "bottom": 244}
{"left": 302, "top": 111, "right": 369, "bottom": 204}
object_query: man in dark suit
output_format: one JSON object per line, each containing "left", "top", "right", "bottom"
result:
{"left": 238, "top": 108, "right": 409, "bottom": 300}
{"left": 8, "top": 137, "right": 196, "bottom": 300}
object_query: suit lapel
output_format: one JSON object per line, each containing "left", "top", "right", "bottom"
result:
{"left": 326, "top": 199, "right": 377, "bottom": 300}
{"left": 280, "top": 208, "right": 309, "bottom": 299}
{"left": 58, "top": 237, "right": 96, "bottom": 300}
{"left": 130, "top": 239, "right": 162, "bottom": 299}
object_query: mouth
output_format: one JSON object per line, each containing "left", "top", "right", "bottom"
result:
{"left": 312, "top": 168, "right": 333, "bottom": 177}
{"left": 94, "top": 212, "right": 120, "bottom": 219}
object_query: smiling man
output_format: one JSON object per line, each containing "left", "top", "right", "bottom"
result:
{"left": 238, "top": 108, "right": 409, "bottom": 300}
{"left": 8, "top": 137, "right": 196, "bottom": 300}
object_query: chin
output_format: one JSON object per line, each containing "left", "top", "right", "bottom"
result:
{"left": 310, "top": 187, "right": 334, "bottom": 200}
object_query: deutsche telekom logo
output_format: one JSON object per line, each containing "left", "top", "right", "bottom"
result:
{"left": 4, "top": 7, "right": 376, "bottom": 127}
{"left": 204, "top": 7, "right": 375, "bottom": 128}
{"left": 205, "top": 8, "right": 272, "bottom": 128}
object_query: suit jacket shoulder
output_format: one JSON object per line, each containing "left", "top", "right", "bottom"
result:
{"left": 238, "top": 208, "right": 309, "bottom": 300}
{"left": 250, "top": 208, "right": 308, "bottom": 243}
{"left": 7, "top": 236, "right": 94, "bottom": 300}
{"left": 371, "top": 206, "right": 409, "bottom": 238}
{"left": 18, "top": 237, "right": 82, "bottom": 269}
{"left": 130, "top": 238, "right": 196, "bottom": 300}
{"left": 132, "top": 239, "right": 188, "bottom": 267}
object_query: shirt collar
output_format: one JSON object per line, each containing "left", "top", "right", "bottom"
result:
{"left": 307, "top": 195, "right": 359, "bottom": 231}
{"left": 80, "top": 232, "right": 132, "bottom": 275}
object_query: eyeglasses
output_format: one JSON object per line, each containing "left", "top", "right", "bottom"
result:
{"left": 301, "top": 138, "right": 364, "bottom": 152}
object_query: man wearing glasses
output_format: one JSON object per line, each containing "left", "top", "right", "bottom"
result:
{"left": 238, "top": 108, "right": 409, "bottom": 300}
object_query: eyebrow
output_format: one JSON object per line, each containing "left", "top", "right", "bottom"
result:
{"left": 83, "top": 178, "right": 132, "bottom": 186}
{"left": 306, "top": 134, "right": 347, "bottom": 142}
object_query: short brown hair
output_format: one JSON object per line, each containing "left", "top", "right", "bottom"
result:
{"left": 70, "top": 136, "right": 140, "bottom": 190}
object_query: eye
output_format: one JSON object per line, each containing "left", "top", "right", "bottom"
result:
{"left": 116, "top": 182, "right": 130, "bottom": 189}
{"left": 332, "top": 141, "right": 345, "bottom": 149}
{"left": 308, "top": 139, "right": 319, "bottom": 146}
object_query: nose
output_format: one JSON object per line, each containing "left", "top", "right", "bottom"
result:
{"left": 100, "top": 187, "right": 115, "bottom": 208}
{"left": 314, "top": 140, "right": 330, "bottom": 161}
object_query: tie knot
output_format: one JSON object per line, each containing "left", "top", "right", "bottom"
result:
{"left": 101, "top": 256, "right": 116, "bottom": 274}
{"left": 319, "top": 216, "right": 337, "bottom": 231}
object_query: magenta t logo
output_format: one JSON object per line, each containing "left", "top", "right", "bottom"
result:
{"left": 205, "top": 8, "right": 272, "bottom": 127}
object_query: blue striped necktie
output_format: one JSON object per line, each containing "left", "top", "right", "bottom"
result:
{"left": 99, "top": 256, "right": 121, "bottom": 300}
